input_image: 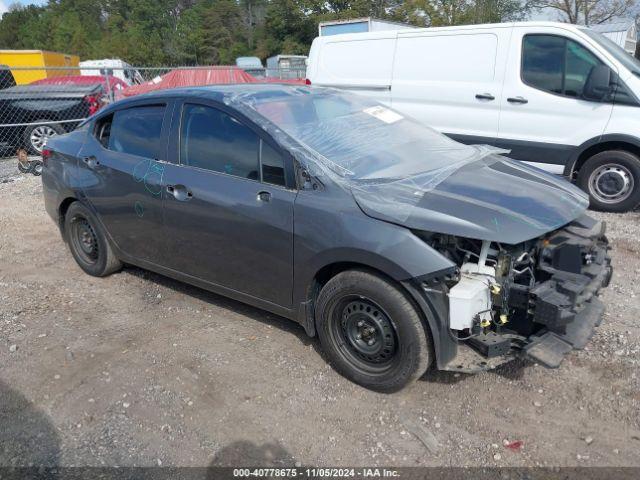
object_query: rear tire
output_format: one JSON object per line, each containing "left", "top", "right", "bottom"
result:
{"left": 577, "top": 150, "right": 640, "bottom": 213}
{"left": 315, "top": 269, "right": 431, "bottom": 392}
{"left": 64, "top": 202, "right": 122, "bottom": 277}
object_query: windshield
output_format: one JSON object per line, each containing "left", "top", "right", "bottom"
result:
{"left": 247, "top": 88, "right": 485, "bottom": 180}
{"left": 582, "top": 28, "right": 640, "bottom": 76}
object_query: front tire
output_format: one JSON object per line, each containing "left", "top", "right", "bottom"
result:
{"left": 577, "top": 150, "right": 640, "bottom": 212}
{"left": 315, "top": 270, "right": 432, "bottom": 392}
{"left": 64, "top": 202, "right": 122, "bottom": 277}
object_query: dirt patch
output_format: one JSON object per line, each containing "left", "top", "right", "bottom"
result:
{"left": 1, "top": 167, "right": 639, "bottom": 467}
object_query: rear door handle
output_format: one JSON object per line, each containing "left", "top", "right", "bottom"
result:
{"left": 257, "top": 191, "right": 271, "bottom": 202}
{"left": 82, "top": 156, "right": 100, "bottom": 168}
{"left": 166, "top": 184, "right": 193, "bottom": 201}
{"left": 475, "top": 93, "right": 495, "bottom": 101}
{"left": 507, "top": 96, "right": 528, "bottom": 104}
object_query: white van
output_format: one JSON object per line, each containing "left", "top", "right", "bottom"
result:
{"left": 306, "top": 21, "right": 640, "bottom": 212}
{"left": 80, "top": 59, "right": 144, "bottom": 86}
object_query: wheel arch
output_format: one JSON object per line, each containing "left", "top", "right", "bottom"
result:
{"left": 300, "top": 260, "right": 443, "bottom": 365}
{"left": 57, "top": 196, "right": 78, "bottom": 233}
{"left": 566, "top": 134, "right": 640, "bottom": 178}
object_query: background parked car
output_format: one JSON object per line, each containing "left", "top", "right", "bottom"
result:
{"left": 31, "top": 75, "right": 128, "bottom": 101}
{"left": 120, "top": 66, "right": 257, "bottom": 98}
{"left": 0, "top": 82, "right": 104, "bottom": 154}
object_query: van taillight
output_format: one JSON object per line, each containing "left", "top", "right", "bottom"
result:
{"left": 305, "top": 78, "right": 311, "bottom": 85}
{"left": 42, "top": 148, "right": 52, "bottom": 167}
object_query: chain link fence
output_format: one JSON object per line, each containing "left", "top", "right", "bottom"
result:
{"left": 0, "top": 65, "right": 306, "bottom": 159}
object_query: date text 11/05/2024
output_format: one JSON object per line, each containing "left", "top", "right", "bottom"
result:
{"left": 233, "top": 468, "right": 400, "bottom": 478}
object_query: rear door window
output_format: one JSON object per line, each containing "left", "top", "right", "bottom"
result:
{"left": 107, "top": 105, "right": 165, "bottom": 158}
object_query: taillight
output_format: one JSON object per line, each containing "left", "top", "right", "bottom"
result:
{"left": 42, "top": 148, "right": 52, "bottom": 167}
{"left": 85, "top": 95, "right": 101, "bottom": 115}
{"left": 305, "top": 78, "right": 311, "bottom": 85}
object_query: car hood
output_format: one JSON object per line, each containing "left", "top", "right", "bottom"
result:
{"left": 351, "top": 157, "right": 590, "bottom": 244}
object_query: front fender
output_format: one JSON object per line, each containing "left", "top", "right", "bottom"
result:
{"left": 565, "top": 133, "right": 640, "bottom": 177}
{"left": 292, "top": 188, "right": 457, "bottom": 363}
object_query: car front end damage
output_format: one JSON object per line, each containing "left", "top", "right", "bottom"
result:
{"left": 412, "top": 214, "right": 612, "bottom": 372}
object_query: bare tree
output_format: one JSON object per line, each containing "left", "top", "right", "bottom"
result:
{"left": 533, "top": 0, "right": 636, "bottom": 25}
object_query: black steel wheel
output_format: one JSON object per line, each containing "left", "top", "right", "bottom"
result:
{"left": 316, "top": 269, "right": 432, "bottom": 392}
{"left": 64, "top": 202, "right": 122, "bottom": 277}
{"left": 332, "top": 297, "right": 398, "bottom": 371}
{"left": 70, "top": 215, "right": 100, "bottom": 266}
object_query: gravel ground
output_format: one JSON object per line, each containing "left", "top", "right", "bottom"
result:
{"left": 1, "top": 159, "right": 639, "bottom": 468}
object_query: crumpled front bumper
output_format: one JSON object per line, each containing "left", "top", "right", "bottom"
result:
{"left": 522, "top": 215, "right": 612, "bottom": 367}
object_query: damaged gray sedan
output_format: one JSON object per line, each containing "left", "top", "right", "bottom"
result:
{"left": 42, "top": 85, "right": 612, "bottom": 391}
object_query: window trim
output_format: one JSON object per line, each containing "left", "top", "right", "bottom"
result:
{"left": 177, "top": 100, "right": 294, "bottom": 190}
{"left": 91, "top": 102, "right": 169, "bottom": 158}
{"left": 520, "top": 33, "right": 610, "bottom": 103}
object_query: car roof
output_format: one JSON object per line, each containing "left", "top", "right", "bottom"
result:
{"left": 103, "top": 83, "right": 314, "bottom": 113}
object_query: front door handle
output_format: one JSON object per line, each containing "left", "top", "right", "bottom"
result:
{"left": 166, "top": 184, "right": 193, "bottom": 201}
{"left": 507, "top": 96, "right": 528, "bottom": 104}
{"left": 257, "top": 191, "right": 271, "bottom": 202}
{"left": 82, "top": 156, "right": 100, "bottom": 168}
{"left": 475, "top": 93, "right": 495, "bottom": 101}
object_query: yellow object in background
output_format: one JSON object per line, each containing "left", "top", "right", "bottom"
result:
{"left": 0, "top": 50, "right": 80, "bottom": 85}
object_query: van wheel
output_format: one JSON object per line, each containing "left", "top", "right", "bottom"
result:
{"left": 578, "top": 150, "right": 640, "bottom": 212}
{"left": 23, "top": 121, "right": 64, "bottom": 155}
{"left": 315, "top": 269, "right": 431, "bottom": 392}
{"left": 64, "top": 202, "right": 122, "bottom": 277}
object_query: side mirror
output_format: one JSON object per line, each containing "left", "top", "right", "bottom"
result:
{"left": 584, "top": 65, "right": 611, "bottom": 101}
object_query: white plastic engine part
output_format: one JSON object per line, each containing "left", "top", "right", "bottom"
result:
{"left": 448, "top": 263, "right": 495, "bottom": 331}
{"left": 460, "top": 261, "right": 495, "bottom": 276}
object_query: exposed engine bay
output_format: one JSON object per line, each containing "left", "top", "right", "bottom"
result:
{"left": 418, "top": 215, "right": 613, "bottom": 370}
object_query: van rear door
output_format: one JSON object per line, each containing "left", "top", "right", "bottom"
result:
{"left": 391, "top": 26, "right": 512, "bottom": 143}
{"left": 308, "top": 32, "right": 396, "bottom": 104}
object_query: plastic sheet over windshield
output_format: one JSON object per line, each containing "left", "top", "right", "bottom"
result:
{"left": 227, "top": 87, "right": 510, "bottom": 222}
{"left": 246, "top": 89, "right": 494, "bottom": 179}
